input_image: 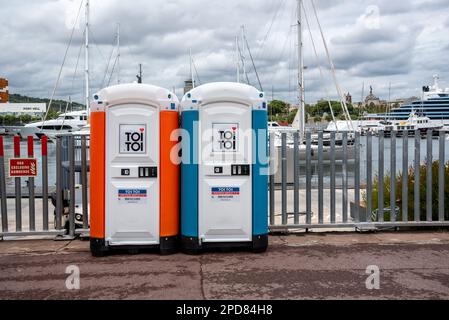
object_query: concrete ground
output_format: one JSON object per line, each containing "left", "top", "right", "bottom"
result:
{"left": 1, "top": 232, "right": 449, "bottom": 300}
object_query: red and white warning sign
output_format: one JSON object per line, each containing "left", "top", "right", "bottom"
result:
{"left": 9, "top": 159, "right": 38, "bottom": 177}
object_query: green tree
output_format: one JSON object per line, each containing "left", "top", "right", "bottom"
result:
{"left": 268, "top": 100, "right": 289, "bottom": 116}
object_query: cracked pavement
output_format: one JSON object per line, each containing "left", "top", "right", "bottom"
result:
{"left": 1, "top": 232, "right": 449, "bottom": 300}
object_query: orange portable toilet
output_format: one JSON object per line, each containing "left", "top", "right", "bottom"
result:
{"left": 90, "top": 83, "right": 180, "bottom": 256}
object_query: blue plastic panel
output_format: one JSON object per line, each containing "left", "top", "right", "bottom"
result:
{"left": 252, "top": 110, "right": 269, "bottom": 236}
{"left": 181, "top": 111, "right": 199, "bottom": 238}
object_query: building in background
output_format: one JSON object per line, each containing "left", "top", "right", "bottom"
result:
{"left": 184, "top": 79, "right": 194, "bottom": 95}
{"left": 0, "top": 78, "right": 9, "bottom": 103}
{"left": 0, "top": 103, "right": 46, "bottom": 117}
{"left": 344, "top": 92, "right": 352, "bottom": 105}
{"left": 0, "top": 78, "right": 46, "bottom": 117}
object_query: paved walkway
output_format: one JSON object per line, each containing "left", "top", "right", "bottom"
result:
{"left": 1, "top": 232, "right": 449, "bottom": 300}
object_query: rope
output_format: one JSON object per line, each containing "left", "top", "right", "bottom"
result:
{"left": 244, "top": 33, "right": 263, "bottom": 92}
{"left": 192, "top": 56, "right": 202, "bottom": 85}
{"left": 302, "top": 1, "right": 338, "bottom": 131}
{"left": 40, "top": 0, "right": 84, "bottom": 132}
{"left": 107, "top": 54, "right": 119, "bottom": 87}
{"left": 60, "top": 32, "right": 85, "bottom": 132}
{"left": 255, "top": 0, "right": 287, "bottom": 61}
{"left": 310, "top": 0, "right": 354, "bottom": 132}
{"left": 237, "top": 39, "right": 251, "bottom": 85}
{"left": 101, "top": 36, "right": 118, "bottom": 89}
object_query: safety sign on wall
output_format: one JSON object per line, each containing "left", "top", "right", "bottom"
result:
{"left": 213, "top": 123, "right": 238, "bottom": 153}
{"left": 211, "top": 187, "right": 241, "bottom": 202}
{"left": 120, "top": 125, "right": 147, "bottom": 154}
{"left": 118, "top": 189, "right": 148, "bottom": 205}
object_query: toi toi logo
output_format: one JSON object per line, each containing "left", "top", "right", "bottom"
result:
{"left": 120, "top": 125, "right": 146, "bottom": 154}
{"left": 219, "top": 129, "right": 237, "bottom": 151}
{"left": 362, "top": 5, "right": 381, "bottom": 30}
{"left": 213, "top": 123, "right": 238, "bottom": 153}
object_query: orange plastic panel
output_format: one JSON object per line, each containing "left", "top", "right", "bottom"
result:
{"left": 90, "top": 112, "right": 106, "bottom": 239}
{"left": 160, "top": 111, "right": 180, "bottom": 237}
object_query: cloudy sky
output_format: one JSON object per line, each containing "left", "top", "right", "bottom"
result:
{"left": 1, "top": 0, "right": 448, "bottom": 105}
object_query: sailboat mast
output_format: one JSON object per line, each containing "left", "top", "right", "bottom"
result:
{"left": 85, "top": 0, "right": 90, "bottom": 116}
{"left": 297, "top": 0, "right": 305, "bottom": 140}
{"left": 241, "top": 25, "right": 247, "bottom": 84}
{"left": 117, "top": 23, "right": 121, "bottom": 84}
{"left": 235, "top": 36, "right": 240, "bottom": 83}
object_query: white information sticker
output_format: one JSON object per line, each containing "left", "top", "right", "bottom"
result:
{"left": 118, "top": 189, "right": 148, "bottom": 205}
{"left": 119, "top": 124, "right": 147, "bottom": 154}
{"left": 211, "top": 187, "right": 241, "bottom": 203}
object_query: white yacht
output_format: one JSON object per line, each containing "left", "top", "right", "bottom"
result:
{"left": 20, "top": 110, "right": 88, "bottom": 140}
{"left": 381, "top": 112, "right": 443, "bottom": 137}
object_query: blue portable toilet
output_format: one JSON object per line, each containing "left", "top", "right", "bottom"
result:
{"left": 180, "top": 82, "right": 269, "bottom": 254}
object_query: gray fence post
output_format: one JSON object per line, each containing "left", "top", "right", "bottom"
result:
{"left": 81, "top": 136, "right": 89, "bottom": 231}
{"left": 42, "top": 136, "right": 49, "bottom": 231}
{"left": 330, "top": 132, "right": 336, "bottom": 224}
{"left": 14, "top": 136, "right": 22, "bottom": 232}
{"left": 390, "top": 131, "right": 397, "bottom": 222}
{"left": 378, "top": 131, "right": 385, "bottom": 223}
{"left": 27, "top": 137, "right": 36, "bottom": 232}
{"left": 427, "top": 130, "right": 433, "bottom": 222}
{"left": 0, "top": 137, "right": 7, "bottom": 233}
{"left": 414, "top": 131, "right": 421, "bottom": 222}
{"left": 318, "top": 132, "right": 324, "bottom": 224}
{"left": 69, "top": 136, "right": 76, "bottom": 238}
{"left": 294, "top": 132, "right": 300, "bottom": 225}
{"left": 306, "top": 132, "right": 312, "bottom": 225}
{"left": 366, "top": 131, "right": 373, "bottom": 223}
{"left": 55, "top": 136, "right": 63, "bottom": 231}
{"left": 354, "top": 132, "right": 361, "bottom": 223}
{"left": 342, "top": 132, "right": 348, "bottom": 223}
{"left": 402, "top": 133, "right": 409, "bottom": 222}
{"left": 439, "top": 130, "right": 445, "bottom": 222}
{"left": 269, "top": 133, "right": 275, "bottom": 227}
{"left": 281, "top": 133, "right": 287, "bottom": 226}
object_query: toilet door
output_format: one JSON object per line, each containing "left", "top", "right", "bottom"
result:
{"left": 105, "top": 104, "right": 160, "bottom": 246}
{"left": 198, "top": 102, "right": 253, "bottom": 243}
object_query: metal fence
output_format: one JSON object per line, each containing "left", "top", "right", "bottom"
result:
{"left": 54, "top": 134, "right": 90, "bottom": 239}
{"left": 2, "top": 129, "right": 449, "bottom": 240}
{"left": 0, "top": 135, "right": 63, "bottom": 238}
{"left": 269, "top": 130, "right": 449, "bottom": 232}
{"left": 0, "top": 134, "right": 90, "bottom": 240}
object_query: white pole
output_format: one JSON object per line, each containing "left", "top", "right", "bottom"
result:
{"left": 85, "top": 0, "right": 90, "bottom": 116}
{"left": 241, "top": 25, "right": 247, "bottom": 84}
{"left": 117, "top": 23, "right": 121, "bottom": 84}
{"left": 297, "top": 0, "right": 305, "bottom": 140}
{"left": 235, "top": 36, "right": 240, "bottom": 83}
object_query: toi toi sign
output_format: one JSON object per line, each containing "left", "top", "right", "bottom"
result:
{"left": 120, "top": 124, "right": 147, "bottom": 154}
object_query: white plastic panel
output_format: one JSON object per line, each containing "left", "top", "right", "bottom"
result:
{"left": 105, "top": 104, "right": 160, "bottom": 246}
{"left": 199, "top": 102, "right": 253, "bottom": 243}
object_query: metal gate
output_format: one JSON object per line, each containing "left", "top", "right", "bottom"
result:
{"left": 0, "top": 134, "right": 90, "bottom": 240}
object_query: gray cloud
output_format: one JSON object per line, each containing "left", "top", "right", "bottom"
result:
{"left": 0, "top": 0, "right": 448, "bottom": 105}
